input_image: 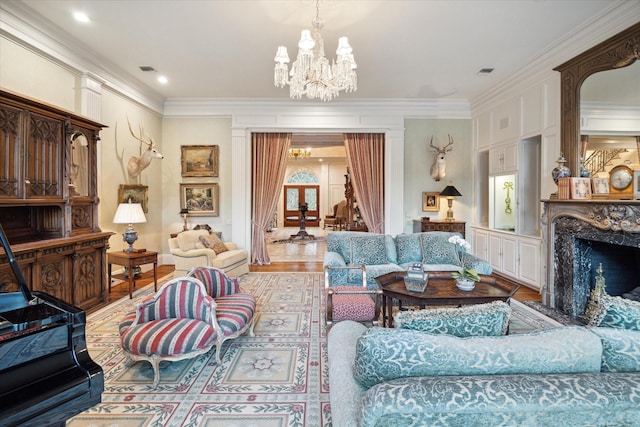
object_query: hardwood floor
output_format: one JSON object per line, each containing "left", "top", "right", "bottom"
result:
{"left": 93, "top": 259, "right": 540, "bottom": 315}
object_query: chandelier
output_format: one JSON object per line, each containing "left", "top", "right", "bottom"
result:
{"left": 274, "top": 0, "right": 357, "bottom": 101}
{"left": 289, "top": 148, "right": 312, "bottom": 160}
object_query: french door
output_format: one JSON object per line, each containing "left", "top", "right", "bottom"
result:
{"left": 283, "top": 185, "right": 320, "bottom": 227}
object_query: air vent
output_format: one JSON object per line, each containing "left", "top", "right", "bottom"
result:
{"left": 478, "top": 68, "right": 494, "bottom": 74}
{"left": 139, "top": 66, "right": 156, "bottom": 72}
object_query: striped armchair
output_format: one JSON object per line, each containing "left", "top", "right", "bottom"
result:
{"left": 187, "top": 266, "right": 256, "bottom": 362}
{"left": 119, "top": 277, "right": 218, "bottom": 387}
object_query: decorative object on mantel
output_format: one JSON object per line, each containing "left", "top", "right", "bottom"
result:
{"left": 448, "top": 235, "right": 480, "bottom": 291}
{"left": 634, "top": 170, "right": 640, "bottom": 200}
{"left": 569, "top": 177, "right": 592, "bottom": 200}
{"left": 585, "top": 263, "right": 607, "bottom": 323}
{"left": 592, "top": 177, "right": 610, "bottom": 198}
{"left": 273, "top": 0, "right": 357, "bottom": 101}
{"left": 609, "top": 164, "right": 634, "bottom": 198}
{"left": 126, "top": 119, "right": 163, "bottom": 179}
{"left": 551, "top": 155, "right": 571, "bottom": 192}
{"left": 429, "top": 135, "right": 454, "bottom": 182}
{"left": 113, "top": 200, "right": 147, "bottom": 253}
{"left": 439, "top": 183, "right": 462, "bottom": 221}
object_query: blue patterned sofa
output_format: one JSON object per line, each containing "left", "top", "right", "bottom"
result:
{"left": 323, "top": 231, "right": 492, "bottom": 289}
{"left": 328, "top": 320, "right": 640, "bottom": 426}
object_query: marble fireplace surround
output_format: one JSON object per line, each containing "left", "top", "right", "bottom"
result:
{"left": 542, "top": 200, "right": 640, "bottom": 319}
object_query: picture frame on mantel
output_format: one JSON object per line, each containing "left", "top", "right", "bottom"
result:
{"left": 634, "top": 170, "right": 640, "bottom": 200}
{"left": 570, "top": 178, "right": 592, "bottom": 200}
{"left": 180, "top": 183, "right": 219, "bottom": 216}
{"left": 181, "top": 145, "right": 219, "bottom": 177}
{"left": 422, "top": 192, "right": 440, "bottom": 211}
{"left": 118, "top": 184, "right": 149, "bottom": 213}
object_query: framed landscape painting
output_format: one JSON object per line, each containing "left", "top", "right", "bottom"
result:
{"left": 181, "top": 145, "right": 219, "bottom": 177}
{"left": 118, "top": 184, "right": 148, "bottom": 213}
{"left": 180, "top": 183, "right": 219, "bottom": 216}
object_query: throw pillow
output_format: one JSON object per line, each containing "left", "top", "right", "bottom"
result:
{"left": 590, "top": 327, "right": 640, "bottom": 373}
{"left": 420, "top": 232, "right": 461, "bottom": 266}
{"left": 349, "top": 235, "right": 387, "bottom": 265}
{"left": 352, "top": 326, "right": 601, "bottom": 388}
{"left": 395, "top": 234, "right": 421, "bottom": 265}
{"left": 394, "top": 301, "right": 512, "bottom": 336}
{"left": 587, "top": 295, "right": 640, "bottom": 331}
{"left": 199, "top": 233, "right": 228, "bottom": 255}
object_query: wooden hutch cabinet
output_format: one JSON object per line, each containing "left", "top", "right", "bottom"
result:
{"left": 0, "top": 89, "right": 111, "bottom": 310}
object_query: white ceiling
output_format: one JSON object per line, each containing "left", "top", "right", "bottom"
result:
{"left": 10, "top": 0, "right": 634, "bottom": 104}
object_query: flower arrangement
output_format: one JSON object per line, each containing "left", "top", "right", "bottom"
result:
{"left": 448, "top": 235, "right": 481, "bottom": 282}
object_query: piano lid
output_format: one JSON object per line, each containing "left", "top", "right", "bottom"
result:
{"left": 0, "top": 224, "right": 33, "bottom": 308}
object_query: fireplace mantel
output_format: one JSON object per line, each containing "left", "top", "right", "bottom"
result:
{"left": 542, "top": 199, "right": 640, "bottom": 317}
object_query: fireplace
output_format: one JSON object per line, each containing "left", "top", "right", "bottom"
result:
{"left": 543, "top": 200, "right": 640, "bottom": 319}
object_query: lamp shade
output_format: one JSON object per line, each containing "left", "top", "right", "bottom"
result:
{"left": 439, "top": 185, "right": 462, "bottom": 198}
{"left": 113, "top": 203, "right": 147, "bottom": 225}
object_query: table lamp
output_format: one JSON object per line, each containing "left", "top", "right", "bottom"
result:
{"left": 439, "top": 184, "right": 462, "bottom": 222}
{"left": 113, "top": 200, "right": 147, "bottom": 252}
{"left": 180, "top": 208, "right": 189, "bottom": 231}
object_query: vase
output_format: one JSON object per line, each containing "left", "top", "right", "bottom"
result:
{"left": 551, "top": 156, "right": 571, "bottom": 185}
{"left": 456, "top": 278, "right": 475, "bottom": 291}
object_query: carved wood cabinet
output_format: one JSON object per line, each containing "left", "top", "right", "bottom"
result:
{"left": 0, "top": 89, "right": 111, "bottom": 310}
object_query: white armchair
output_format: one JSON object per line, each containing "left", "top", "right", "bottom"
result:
{"left": 168, "top": 229, "right": 249, "bottom": 278}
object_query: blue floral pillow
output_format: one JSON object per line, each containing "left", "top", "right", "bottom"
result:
{"left": 350, "top": 235, "right": 388, "bottom": 265}
{"left": 395, "top": 234, "right": 421, "bottom": 265}
{"left": 394, "top": 301, "right": 511, "bottom": 336}
{"left": 588, "top": 295, "right": 640, "bottom": 331}
{"left": 590, "top": 327, "right": 640, "bottom": 372}
{"left": 420, "top": 232, "right": 461, "bottom": 265}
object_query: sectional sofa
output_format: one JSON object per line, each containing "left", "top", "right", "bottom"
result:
{"left": 323, "top": 231, "right": 492, "bottom": 289}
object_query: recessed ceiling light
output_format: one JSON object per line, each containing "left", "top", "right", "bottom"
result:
{"left": 73, "top": 11, "right": 90, "bottom": 23}
{"left": 157, "top": 76, "right": 168, "bottom": 84}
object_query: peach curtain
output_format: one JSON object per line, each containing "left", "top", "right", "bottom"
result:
{"left": 343, "top": 133, "right": 385, "bottom": 233}
{"left": 251, "top": 132, "right": 292, "bottom": 265}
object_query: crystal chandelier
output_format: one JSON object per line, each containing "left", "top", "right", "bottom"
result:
{"left": 289, "top": 148, "right": 312, "bottom": 160}
{"left": 274, "top": 0, "right": 357, "bottom": 101}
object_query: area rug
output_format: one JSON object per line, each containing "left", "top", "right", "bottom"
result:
{"left": 69, "top": 272, "right": 559, "bottom": 427}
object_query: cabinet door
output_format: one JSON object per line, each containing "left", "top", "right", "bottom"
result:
{"left": 489, "top": 148, "right": 505, "bottom": 174}
{"left": 24, "top": 112, "right": 65, "bottom": 199}
{"left": 502, "top": 143, "right": 518, "bottom": 172}
{"left": 472, "top": 229, "right": 488, "bottom": 261}
{"left": 488, "top": 234, "right": 503, "bottom": 270}
{"left": 73, "top": 247, "right": 105, "bottom": 309}
{"left": 518, "top": 238, "right": 541, "bottom": 289}
{"left": 0, "top": 102, "right": 23, "bottom": 199}
{"left": 501, "top": 235, "right": 518, "bottom": 277}
{"left": 33, "top": 254, "right": 73, "bottom": 303}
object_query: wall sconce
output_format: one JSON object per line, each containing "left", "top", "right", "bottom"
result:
{"left": 439, "top": 184, "right": 462, "bottom": 222}
{"left": 180, "top": 208, "right": 189, "bottom": 231}
{"left": 113, "top": 201, "right": 147, "bottom": 252}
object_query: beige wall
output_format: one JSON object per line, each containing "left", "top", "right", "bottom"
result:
{"left": 403, "top": 119, "right": 473, "bottom": 234}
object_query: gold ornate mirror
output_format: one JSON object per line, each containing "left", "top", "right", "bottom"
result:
{"left": 555, "top": 22, "right": 640, "bottom": 183}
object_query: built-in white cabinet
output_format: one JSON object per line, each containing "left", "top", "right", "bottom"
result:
{"left": 472, "top": 228, "right": 489, "bottom": 261}
{"left": 489, "top": 142, "right": 518, "bottom": 174}
{"left": 488, "top": 231, "right": 517, "bottom": 278}
{"left": 517, "top": 236, "right": 541, "bottom": 288}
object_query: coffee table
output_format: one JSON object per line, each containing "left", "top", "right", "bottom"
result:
{"left": 376, "top": 271, "right": 520, "bottom": 327}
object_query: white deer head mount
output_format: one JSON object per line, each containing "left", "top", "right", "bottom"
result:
{"left": 127, "top": 119, "right": 164, "bottom": 178}
{"left": 429, "top": 134, "right": 454, "bottom": 181}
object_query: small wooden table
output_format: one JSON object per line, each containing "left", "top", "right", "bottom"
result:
{"left": 108, "top": 250, "right": 158, "bottom": 299}
{"left": 376, "top": 271, "right": 520, "bottom": 327}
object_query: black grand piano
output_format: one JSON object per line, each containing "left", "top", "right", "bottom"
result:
{"left": 0, "top": 225, "right": 103, "bottom": 426}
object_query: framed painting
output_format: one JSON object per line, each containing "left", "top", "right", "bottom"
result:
{"left": 422, "top": 192, "right": 440, "bottom": 211}
{"left": 181, "top": 145, "right": 219, "bottom": 177}
{"left": 570, "top": 177, "right": 592, "bottom": 200}
{"left": 180, "top": 183, "right": 219, "bottom": 216}
{"left": 118, "top": 184, "right": 148, "bottom": 213}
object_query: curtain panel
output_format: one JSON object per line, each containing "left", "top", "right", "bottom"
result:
{"left": 344, "top": 133, "right": 385, "bottom": 234}
{"left": 251, "top": 133, "right": 292, "bottom": 265}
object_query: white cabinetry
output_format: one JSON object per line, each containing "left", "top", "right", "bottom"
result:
{"left": 489, "top": 142, "right": 518, "bottom": 174}
{"left": 472, "top": 228, "right": 489, "bottom": 261}
{"left": 488, "top": 232, "right": 517, "bottom": 278}
{"left": 517, "top": 236, "right": 541, "bottom": 288}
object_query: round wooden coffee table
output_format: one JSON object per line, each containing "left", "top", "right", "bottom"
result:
{"left": 375, "top": 271, "right": 520, "bottom": 327}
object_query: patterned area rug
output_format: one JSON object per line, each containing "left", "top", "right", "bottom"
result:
{"left": 69, "top": 273, "right": 558, "bottom": 426}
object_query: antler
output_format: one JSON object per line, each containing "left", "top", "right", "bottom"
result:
{"left": 127, "top": 118, "right": 153, "bottom": 147}
{"left": 429, "top": 136, "right": 437, "bottom": 151}
{"left": 444, "top": 134, "right": 454, "bottom": 152}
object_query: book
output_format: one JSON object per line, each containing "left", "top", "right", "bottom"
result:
{"left": 407, "top": 262, "right": 424, "bottom": 278}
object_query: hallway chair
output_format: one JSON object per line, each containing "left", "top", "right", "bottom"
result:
{"left": 324, "top": 200, "right": 347, "bottom": 230}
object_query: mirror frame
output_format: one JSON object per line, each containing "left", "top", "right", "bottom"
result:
{"left": 554, "top": 22, "right": 640, "bottom": 176}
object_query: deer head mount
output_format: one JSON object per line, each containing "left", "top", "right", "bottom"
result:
{"left": 127, "top": 119, "right": 164, "bottom": 178}
{"left": 429, "top": 135, "right": 454, "bottom": 181}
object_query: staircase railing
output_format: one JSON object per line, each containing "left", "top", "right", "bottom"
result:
{"left": 584, "top": 148, "right": 627, "bottom": 176}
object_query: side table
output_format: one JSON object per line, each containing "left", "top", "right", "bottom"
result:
{"left": 108, "top": 250, "right": 158, "bottom": 299}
